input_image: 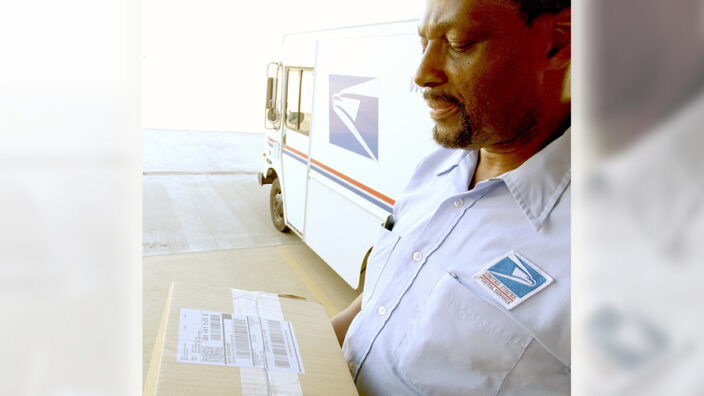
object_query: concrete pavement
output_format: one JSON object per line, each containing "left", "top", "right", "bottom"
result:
{"left": 142, "top": 130, "right": 360, "bottom": 384}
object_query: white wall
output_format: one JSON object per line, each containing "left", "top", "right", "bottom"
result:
{"left": 143, "top": 0, "right": 425, "bottom": 133}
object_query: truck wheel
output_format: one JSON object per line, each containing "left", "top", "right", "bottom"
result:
{"left": 269, "top": 178, "right": 290, "bottom": 233}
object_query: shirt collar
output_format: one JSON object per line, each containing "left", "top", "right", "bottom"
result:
{"left": 501, "top": 128, "right": 571, "bottom": 231}
{"left": 435, "top": 149, "right": 474, "bottom": 176}
{"left": 436, "top": 128, "right": 571, "bottom": 231}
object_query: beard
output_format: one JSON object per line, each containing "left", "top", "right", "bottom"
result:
{"left": 432, "top": 108, "right": 475, "bottom": 149}
{"left": 425, "top": 91, "right": 541, "bottom": 150}
{"left": 425, "top": 91, "right": 477, "bottom": 149}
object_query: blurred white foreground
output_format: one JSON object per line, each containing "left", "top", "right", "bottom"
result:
{"left": 575, "top": 0, "right": 704, "bottom": 394}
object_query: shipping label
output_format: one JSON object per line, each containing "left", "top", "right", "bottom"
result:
{"left": 177, "top": 308, "right": 304, "bottom": 373}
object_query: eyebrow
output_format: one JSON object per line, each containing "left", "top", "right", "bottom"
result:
{"left": 418, "top": 21, "right": 456, "bottom": 37}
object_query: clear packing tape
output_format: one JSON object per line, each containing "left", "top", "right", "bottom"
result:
{"left": 231, "top": 290, "right": 304, "bottom": 396}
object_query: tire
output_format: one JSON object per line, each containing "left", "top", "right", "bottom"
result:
{"left": 269, "top": 178, "right": 290, "bottom": 233}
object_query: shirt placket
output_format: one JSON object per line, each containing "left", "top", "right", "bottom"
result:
{"left": 349, "top": 181, "right": 500, "bottom": 380}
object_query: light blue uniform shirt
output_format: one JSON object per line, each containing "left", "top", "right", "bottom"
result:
{"left": 343, "top": 130, "right": 571, "bottom": 396}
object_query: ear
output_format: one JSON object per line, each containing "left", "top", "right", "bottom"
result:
{"left": 544, "top": 8, "right": 571, "bottom": 71}
{"left": 561, "top": 62, "right": 571, "bottom": 103}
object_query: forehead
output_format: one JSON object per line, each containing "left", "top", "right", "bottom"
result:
{"left": 418, "top": 0, "right": 518, "bottom": 36}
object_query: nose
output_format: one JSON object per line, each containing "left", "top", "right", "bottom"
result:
{"left": 414, "top": 41, "right": 447, "bottom": 88}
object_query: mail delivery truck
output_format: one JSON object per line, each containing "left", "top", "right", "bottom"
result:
{"left": 258, "top": 20, "right": 437, "bottom": 289}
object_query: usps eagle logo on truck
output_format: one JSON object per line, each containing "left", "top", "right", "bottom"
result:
{"left": 329, "top": 74, "right": 379, "bottom": 160}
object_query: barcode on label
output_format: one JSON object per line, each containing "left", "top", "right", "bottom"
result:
{"left": 234, "top": 317, "right": 253, "bottom": 360}
{"left": 201, "top": 346, "right": 224, "bottom": 363}
{"left": 210, "top": 314, "right": 222, "bottom": 342}
{"left": 267, "top": 319, "right": 290, "bottom": 369}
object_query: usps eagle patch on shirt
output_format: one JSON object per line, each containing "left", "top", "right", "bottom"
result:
{"left": 473, "top": 251, "right": 553, "bottom": 310}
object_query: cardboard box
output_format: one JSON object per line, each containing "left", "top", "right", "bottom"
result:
{"left": 144, "top": 282, "right": 358, "bottom": 396}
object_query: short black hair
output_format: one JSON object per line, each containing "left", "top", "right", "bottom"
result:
{"left": 512, "top": 0, "right": 570, "bottom": 25}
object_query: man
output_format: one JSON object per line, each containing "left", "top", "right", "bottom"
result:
{"left": 332, "top": 0, "right": 571, "bottom": 394}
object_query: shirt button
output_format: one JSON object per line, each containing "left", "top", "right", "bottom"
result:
{"left": 377, "top": 306, "right": 386, "bottom": 316}
{"left": 412, "top": 251, "right": 423, "bottom": 261}
{"left": 454, "top": 199, "right": 464, "bottom": 208}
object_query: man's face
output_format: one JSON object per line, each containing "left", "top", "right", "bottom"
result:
{"left": 416, "top": 0, "right": 551, "bottom": 149}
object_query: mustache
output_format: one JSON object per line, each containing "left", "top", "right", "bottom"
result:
{"left": 423, "top": 91, "right": 462, "bottom": 106}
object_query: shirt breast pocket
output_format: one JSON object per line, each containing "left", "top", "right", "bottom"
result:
{"left": 393, "top": 272, "right": 533, "bottom": 396}
{"left": 362, "top": 225, "right": 401, "bottom": 308}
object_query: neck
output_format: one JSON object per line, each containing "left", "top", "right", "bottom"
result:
{"left": 469, "top": 115, "right": 569, "bottom": 189}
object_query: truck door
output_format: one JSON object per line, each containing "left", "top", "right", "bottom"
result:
{"left": 281, "top": 67, "right": 314, "bottom": 234}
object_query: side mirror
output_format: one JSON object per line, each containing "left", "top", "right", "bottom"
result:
{"left": 265, "top": 77, "right": 275, "bottom": 110}
{"left": 288, "top": 111, "right": 304, "bottom": 125}
{"left": 267, "top": 108, "right": 280, "bottom": 122}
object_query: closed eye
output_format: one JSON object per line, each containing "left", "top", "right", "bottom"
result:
{"left": 449, "top": 41, "right": 476, "bottom": 53}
